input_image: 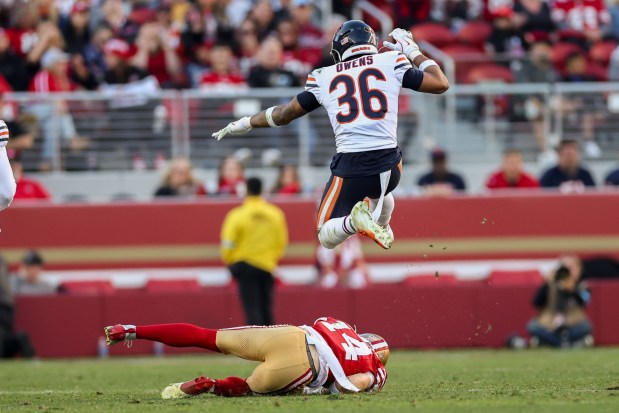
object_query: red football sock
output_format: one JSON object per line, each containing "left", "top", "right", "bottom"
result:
{"left": 213, "top": 377, "right": 253, "bottom": 397}
{"left": 136, "top": 323, "right": 220, "bottom": 352}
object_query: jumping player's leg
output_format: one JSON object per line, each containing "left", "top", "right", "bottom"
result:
{"left": 316, "top": 165, "right": 400, "bottom": 250}
{"left": 367, "top": 192, "right": 395, "bottom": 226}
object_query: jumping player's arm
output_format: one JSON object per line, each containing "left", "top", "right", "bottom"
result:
{"left": 212, "top": 92, "right": 317, "bottom": 141}
{"left": 383, "top": 28, "right": 449, "bottom": 95}
{"left": 0, "top": 120, "right": 16, "bottom": 211}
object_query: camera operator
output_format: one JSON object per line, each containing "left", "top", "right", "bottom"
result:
{"left": 526, "top": 263, "right": 593, "bottom": 348}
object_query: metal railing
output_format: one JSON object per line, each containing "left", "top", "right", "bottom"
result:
{"left": 5, "top": 82, "right": 619, "bottom": 172}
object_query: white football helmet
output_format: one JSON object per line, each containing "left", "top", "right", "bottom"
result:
{"left": 361, "top": 333, "right": 390, "bottom": 365}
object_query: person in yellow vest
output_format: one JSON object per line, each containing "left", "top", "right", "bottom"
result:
{"left": 220, "top": 177, "right": 288, "bottom": 325}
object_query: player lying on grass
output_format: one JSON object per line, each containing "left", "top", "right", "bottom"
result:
{"left": 0, "top": 120, "right": 16, "bottom": 211}
{"left": 104, "top": 316, "right": 389, "bottom": 399}
{"left": 212, "top": 21, "right": 448, "bottom": 252}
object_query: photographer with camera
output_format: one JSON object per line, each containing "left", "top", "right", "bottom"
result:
{"left": 526, "top": 261, "right": 593, "bottom": 348}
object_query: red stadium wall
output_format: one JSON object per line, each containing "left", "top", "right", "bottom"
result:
{"left": 14, "top": 281, "right": 619, "bottom": 357}
{"left": 1, "top": 193, "right": 619, "bottom": 268}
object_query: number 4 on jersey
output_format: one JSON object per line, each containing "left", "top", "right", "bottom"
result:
{"left": 341, "top": 333, "right": 373, "bottom": 360}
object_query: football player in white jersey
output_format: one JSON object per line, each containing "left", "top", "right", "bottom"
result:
{"left": 213, "top": 21, "right": 448, "bottom": 250}
{"left": 0, "top": 120, "right": 16, "bottom": 211}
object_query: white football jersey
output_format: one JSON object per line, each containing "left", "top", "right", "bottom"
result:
{"left": 305, "top": 51, "right": 412, "bottom": 153}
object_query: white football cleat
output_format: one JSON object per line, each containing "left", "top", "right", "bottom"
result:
{"left": 350, "top": 201, "right": 393, "bottom": 249}
{"left": 161, "top": 383, "right": 192, "bottom": 400}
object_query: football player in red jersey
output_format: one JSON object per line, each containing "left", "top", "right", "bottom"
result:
{"left": 104, "top": 316, "right": 388, "bottom": 399}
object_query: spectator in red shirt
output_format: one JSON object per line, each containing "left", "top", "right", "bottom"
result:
{"left": 290, "top": 0, "right": 323, "bottom": 51}
{"left": 132, "top": 22, "right": 183, "bottom": 88}
{"left": 217, "top": 156, "right": 246, "bottom": 197}
{"left": 486, "top": 149, "right": 539, "bottom": 189}
{"left": 272, "top": 165, "right": 302, "bottom": 195}
{"left": 9, "top": 154, "right": 51, "bottom": 201}
{"left": 27, "top": 48, "right": 88, "bottom": 170}
{"left": 551, "top": 0, "right": 610, "bottom": 43}
{"left": 277, "top": 19, "right": 321, "bottom": 79}
{"left": 199, "top": 43, "right": 247, "bottom": 94}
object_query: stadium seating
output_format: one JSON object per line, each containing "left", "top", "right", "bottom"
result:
{"left": 59, "top": 280, "right": 116, "bottom": 295}
{"left": 589, "top": 41, "right": 617, "bottom": 66}
{"left": 144, "top": 278, "right": 202, "bottom": 292}
{"left": 487, "top": 269, "right": 543, "bottom": 286}
{"left": 551, "top": 42, "right": 585, "bottom": 72}
{"left": 456, "top": 21, "right": 493, "bottom": 50}
{"left": 465, "top": 64, "right": 514, "bottom": 84}
{"left": 411, "top": 23, "right": 456, "bottom": 48}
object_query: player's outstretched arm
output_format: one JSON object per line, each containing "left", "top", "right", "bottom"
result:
{"left": 212, "top": 97, "right": 308, "bottom": 141}
{"left": 0, "top": 121, "right": 16, "bottom": 211}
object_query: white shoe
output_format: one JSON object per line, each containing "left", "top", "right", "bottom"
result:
{"left": 350, "top": 201, "right": 393, "bottom": 249}
{"left": 584, "top": 141, "right": 602, "bottom": 158}
{"left": 161, "top": 383, "right": 192, "bottom": 400}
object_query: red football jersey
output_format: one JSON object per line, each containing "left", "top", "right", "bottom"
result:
{"left": 551, "top": 0, "right": 610, "bottom": 31}
{"left": 312, "top": 317, "right": 387, "bottom": 391}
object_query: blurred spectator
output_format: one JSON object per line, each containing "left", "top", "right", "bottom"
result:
{"left": 95, "top": 0, "right": 127, "bottom": 34}
{"left": 3, "top": 118, "right": 34, "bottom": 153}
{"left": 272, "top": 164, "right": 302, "bottom": 195}
{"left": 486, "top": 149, "right": 539, "bottom": 189}
{"left": 512, "top": 0, "right": 556, "bottom": 35}
{"left": 27, "top": 47, "right": 88, "bottom": 169}
{"left": 316, "top": 236, "right": 369, "bottom": 289}
{"left": 539, "top": 139, "right": 595, "bottom": 191}
{"left": 511, "top": 38, "right": 558, "bottom": 159}
{"left": 527, "top": 262, "right": 593, "bottom": 348}
{"left": 250, "top": 0, "right": 277, "bottom": 41}
{"left": 417, "top": 148, "right": 466, "bottom": 194}
{"left": 605, "top": 163, "right": 619, "bottom": 186}
{"left": 27, "top": 21, "right": 65, "bottom": 67}
{"left": 290, "top": 0, "right": 323, "bottom": 51}
{"left": 199, "top": 43, "right": 247, "bottom": 93}
{"left": 248, "top": 37, "right": 300, "bottom": 88}
{"left": 431, "top": 0, "right": 482, "bottom": 28}
{"left": 235, "top": 19, "right": 261, "bottom": 77}
{"left": 610, "top": 0, "right": 619, "bottom": 39}
{"left": 6, "top": 2, "right": 42, "bottom": 60}
{"left": 278, "top": 18, "right": 320, "bottom": 79}
{"left": 102, "top": 39, "right": 150, "bottom": 85}
{"left": 60, "top": 1, "right": 91, "bottom": 55}
{"left": 11, "top": 251, "right": 57, "bottom": 295}
{"left": 154, "top": 157, "right": 207, "bottom": 197}
{"left": 9, "top": 154, "right": 51, "bottom": 200}
{"left": 0, "top": 256, "right": 36, "bottom": 359}
{"left": 486, "top": 8, "right": 524, "bottom": 57}
{"left": 561, "top": 53, "right": 604, "bottom": 157}
{"left": 217, "top": 155, "right": 246, "bottom": 196}
{"left": 220, "top": 177, "right": 288, "bottom": 325}
{"left": 551, "top": 0, "right": 610, "bottom": 43}
{"left": 0, "top": 28, "right": 32, "bottom": 91}
{"left": 83, "top": 24, "right": 114, "bottom": 84}
{"left": 132, "top": 22, "right": 183, "bottom": 88}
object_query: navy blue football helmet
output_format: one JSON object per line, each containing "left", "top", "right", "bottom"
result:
{"left": 330, "top": 20, "right": 378, "bottom": 63}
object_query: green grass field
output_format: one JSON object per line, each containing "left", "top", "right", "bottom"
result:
{"left": 1, "top": 349, "right": 619, "bottom": 412}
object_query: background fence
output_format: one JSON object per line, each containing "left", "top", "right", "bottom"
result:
{"left": 5, "top": 82, "right": 619, "bottom": 173}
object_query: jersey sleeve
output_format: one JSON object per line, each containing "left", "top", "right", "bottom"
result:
{"left": 394, "top": 53, "right": 413, "bottom": 85}
{"left": 304, "top": 70, "right": 322, "bottom": 104}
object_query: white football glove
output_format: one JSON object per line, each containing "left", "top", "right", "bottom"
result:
{"left": 383, "top": 28, "right": 422, "bottom": 61}
{"left": 212, "top": 116, "right": 253, "bottom": 141}
{"left": 0, "top": 120, "right": 9, "bottom": 148}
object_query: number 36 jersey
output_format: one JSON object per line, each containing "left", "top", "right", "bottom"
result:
{"left": 305, "top": 51, "right": 413, "bottom": 154}
{"left": 312, "top": 317, "right": 387, "bottom": 391}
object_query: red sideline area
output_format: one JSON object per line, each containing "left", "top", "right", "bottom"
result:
{"left": 1, "top": 193, "right": 619, "bottom": 268}
{"left": 14, "top": 280, "right": 619, "bottom": 357}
